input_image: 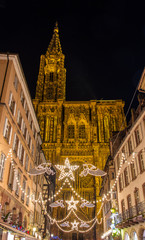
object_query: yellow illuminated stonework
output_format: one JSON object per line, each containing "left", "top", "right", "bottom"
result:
{"left": 33, "top": 23, "right": 126, "bottom": 240}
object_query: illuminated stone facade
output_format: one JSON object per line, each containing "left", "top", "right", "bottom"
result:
{"left": 33, "top": 23, "right": 126, "bottom": 240}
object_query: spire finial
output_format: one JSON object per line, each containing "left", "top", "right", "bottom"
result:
{"left": 54, "top": 21, "right": 59, "bottom": 33}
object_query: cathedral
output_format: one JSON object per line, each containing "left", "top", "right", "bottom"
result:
{"left": 33, "top": 23, "right": 126, "bottom": 240}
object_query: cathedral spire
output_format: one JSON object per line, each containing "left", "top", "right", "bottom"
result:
{"left": 46, "top": 22, "right": 62, "bottom": 57}
{"left": 34, "top": 23, "right": 66, "bottom": 102}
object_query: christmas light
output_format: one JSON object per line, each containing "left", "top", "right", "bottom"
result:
{"left": 55, "top": 158, "right": 79, "bottom": 181}
{"left": 80, "top": 164, "right": 107, "bottom": 177}
{"left": 71, "top": 220, "right": 79, "bottom": 231}
{"left": 66, "top": 196, "right": 79, "bottom": 210}
{"left": 49, "top": 200, "right": 65, "bottom": 208}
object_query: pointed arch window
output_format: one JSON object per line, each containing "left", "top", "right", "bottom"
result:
{"left": 68, "top": 125, "right": 75, "bottom": 139}
{"left": 49, "top": 72, "right": 54, "bottom": 82}
{"left": 79, "top": 124, "right": 86, "bottom": 139}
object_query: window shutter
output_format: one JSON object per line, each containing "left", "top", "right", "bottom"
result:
{"left": 3, "top": 118, "right": 8, "bottom": 137}
{"left": 9, "top": 127, "right": 12, "bottom": 144}
{"left": 8, "top": 92, "right": 12, "bottom": 106}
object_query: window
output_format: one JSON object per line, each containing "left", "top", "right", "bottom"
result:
{"left": 13, "top": 75, "right": 18, "bottom": 91}
{"left": 116, "top": 154, "right": 120, "bottom": 170}
{"left": 21, "top": 178, "right": 26, "bottom": 202}
{"left": 26, "top": 131, "right": 31, "bottom": 148}
{"left": 121, "top": 200, "right": 125, "bottom": 219}
{"left": 138, "top": 150, "right": 145, "bottom": 173}
{"left": 22, "top": 120, "right": 27, "bottom": 138}
{"left": 134, "top": 188, "right": 140, "bottom": 208}
{"left": 0, "top": 152, "right": 6, "bottom": 180}
{"left": 8, "top": 92, "right": 16, "bottom": 115}
{"left": 68, "top": 125, "right": 75, "bottom": 139}
{"left": 26, "top": 187, "right": 30, "bottom": 206}
{"left": 17, "top": 110, "right": 22, "bottom": 128}
{"left": 135, "top": 127, "right": 141, "bottom": 146}
{"left": 127, "top": 194, "right": 132, "bottom": 218}
{"left": 25, "top": 154, "right": 29, "bottom": 171}
{"left": 130, "top": 162, "right": 136, "bottom": 180}
{"left": 3, "top": 118, "right": 12, "bottom": 144}
{"left": 79, "top": 125, "right": 86, "bottom": 139}
{"left": 47, "top": 87, "right": 53, "bottom": 99}
{"left": 124, "top": 167, "right": 129, "bottom": 186}
{"left": 8, "top": 162, "right": 15, "bottom": 190}
{"left": 49, "top": 72, "right": 54, "bottom": 82}
{"left": 128, "top": 138, "right": 133, "bottom": 155}
{"left": 119, "top": 174, "right": 123, "bottom": 192}
{"left": 15, "top": 170, "right": 21, "bottom": 196}
{"left": 18, "top": 143, "right": 25, "bottom": 165}
{"left": 13, "top": 134, "right": 19, "bottom": 155}
{"left": 24, "top": 102, "right": 29, "bottom": 118}
{"left": 20, "top": 90, "right": 25, "bottom": 107}
{"left": 31, "top": 144, "right": 34, "bottom": 157}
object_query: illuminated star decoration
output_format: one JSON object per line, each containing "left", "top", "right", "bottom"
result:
{"left": 66, "top": 196, "right": 79, "bottom": 211}
{"left": 71, "top": 220, "right": 79, "bottom": 231}
{"left": 55, "top": 158, "right": 79, "bottom": 181}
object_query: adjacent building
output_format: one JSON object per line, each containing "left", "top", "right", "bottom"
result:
{"left": 0, "top": 54, "right": 46, "bottom": 240}
{"left": 100, "top": 68, "right": 145, "bottom": 240}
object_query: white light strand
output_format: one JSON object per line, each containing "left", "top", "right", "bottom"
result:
{"left": 102, "top": 152, "right": 137, "bottom": 201}
{"left": 9, "top": 149, "right": 43, "bottom": 204}
{"left": 67, "top": 178, "right": 102, "bottom": 204}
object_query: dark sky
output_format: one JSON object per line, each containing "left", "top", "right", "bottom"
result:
{"left": 1, "top": 0, "right": 145, "bottom": 115}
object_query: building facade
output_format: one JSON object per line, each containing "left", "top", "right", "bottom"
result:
{"left": 113, "top": 93, "right": 145, "bottom": 240}
{"left": 33, "top": 23, "right": 126, "bottom": 240}
{"left": 0, "top": 54, "right": 46, "bottom": 240}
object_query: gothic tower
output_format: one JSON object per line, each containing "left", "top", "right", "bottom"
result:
{"left": 33, "top": 23, "right": 126, "bottom": 240}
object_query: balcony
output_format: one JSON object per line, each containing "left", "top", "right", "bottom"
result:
{"left": 116, "top": 201, "right": 145, "bottom": 228}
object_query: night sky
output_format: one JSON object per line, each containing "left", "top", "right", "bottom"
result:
{"left": 1, "top": 0, "right": 145, "bottom": 116}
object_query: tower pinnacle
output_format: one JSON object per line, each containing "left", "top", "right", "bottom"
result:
{"left": 46, "top": 22, "right": 62, "bottom": 56}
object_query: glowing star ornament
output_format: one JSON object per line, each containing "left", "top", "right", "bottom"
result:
{"left": 55, "top": 158, "right": 79, "bottom": 181}
{"left": 71, "top": 220, "right": 79, "bottom": 231}
{"left": 66, "top": 196, "right": 79, "bottom": 210}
